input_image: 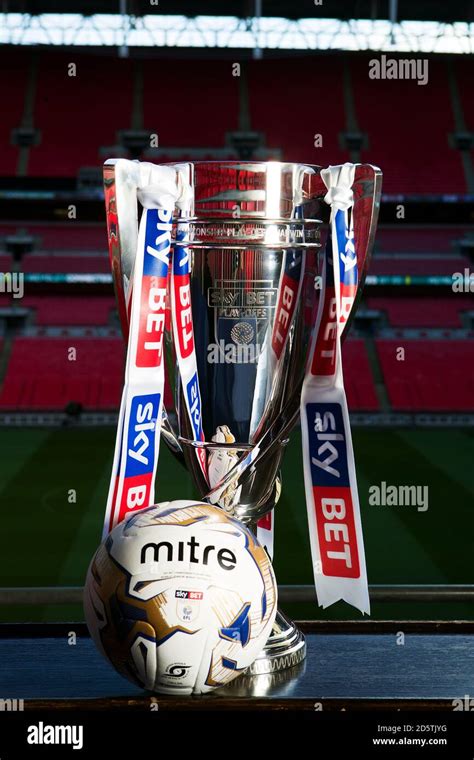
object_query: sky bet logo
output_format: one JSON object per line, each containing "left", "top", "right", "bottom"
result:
{"left": 311, "top": 216, "right": 357, "bottom": 377}
{"left": 271, "top": 252, "right": 302, "bottom": 359}
{"left": 186, "top": 372, "right": 207, "bottom": 473}
{"left": 117, "top": 393, "right": 160, "bottom": 522}
{"left": 175, "top": 590, "right": 204, "bottom": 600}
{"left": 335, "top": 208, "right": 357, "bottom": 326}
{"left": 307, "top": 402, "right": 360, "bottom": 579}
{"left": 136, "top": 208, "right": 172, "bottom": 368}
{"left": 173, "top": 233, "right": 194, "bottom": 359}
{"left": 186, "top": 373, "right": 203, "bottom": 442}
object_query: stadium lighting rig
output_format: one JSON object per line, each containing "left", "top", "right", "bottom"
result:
{"left": 1, "top": 13, "right": 474, "bottom": 53}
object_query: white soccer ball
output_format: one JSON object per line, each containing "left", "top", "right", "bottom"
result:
{"left": 84, "top": 500, "right": 277, "bottom": 694}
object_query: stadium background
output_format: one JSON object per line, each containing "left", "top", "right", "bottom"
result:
{"left": 0, "top": 0, "right": 473, "bottom": 623}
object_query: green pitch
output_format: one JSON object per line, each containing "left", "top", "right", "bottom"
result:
{"left": 0, "top": 426, "right": 473, "bottom": 622}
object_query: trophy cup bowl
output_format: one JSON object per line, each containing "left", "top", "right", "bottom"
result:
{"left": 103, "top": 160, "right": 382, "bottom": 676}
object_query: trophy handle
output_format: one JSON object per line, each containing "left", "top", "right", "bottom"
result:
{"left": 269, "top": 164, "right": 383, "bottom": 433}
{"left": 103, "top": 158, "right": 185, "bottom": 464}
{"left": 307, "top": 162, "right": 382, "bottom": 340}
{"left": 343, "top": 163, "right": 382, "bottom": 338}
{"left": 103, "top": 159, "right": 141, "bottom": 340}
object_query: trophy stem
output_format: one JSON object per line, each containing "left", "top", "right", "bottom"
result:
{"left": 245, "top": 519, "right": 306, "bottom": 675}
{"left": 245, "top": 608, "right": 306, "bottom": 675}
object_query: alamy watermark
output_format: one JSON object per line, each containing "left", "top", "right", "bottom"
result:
{"left": 207, "top": 339, "right": 262, "bottom": 364}
{"left": 0, "top": 272, "right": 24, "bottom": 299}
{"left": 207, "top": 322, "right": 261, "bottom": 364}
{"left": 452, "top": 268, "right": 474, "bottom": 293}
{"left": 0, "top": 697, "right": 24, "bottom": 711}
{"left": 452, "top": 695, "right": 474, "bottom": 710}
{"left": 369, "top": 481, "right": 429, "bottom": 512}
{"left": 369, "top": 55, "right": 428, "bottom": 86}
{"left": 27, "top": 721, "right": 83, "bottom": 750}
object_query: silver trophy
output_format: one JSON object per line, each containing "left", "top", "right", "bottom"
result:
{"left": 103, "top": 160, "right": 382, "bottom": 675}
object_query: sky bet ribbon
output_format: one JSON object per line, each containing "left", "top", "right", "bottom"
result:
{"left": 255, "top": 248, "right": 305, "bottom": 558}
{"left": 255, "top": 194, "right": 307, "bottom": 558}
{"left": 300, "top": 163, "right": 370, "bottom": 614}
{"left": 103, "top": 206, "right": 172, "bottom": 536}
{"left": 171, "top": 218, "right": 208, "bottom": 482}
{"left": 103, "top": 165, "right": 208, "bottom": 537}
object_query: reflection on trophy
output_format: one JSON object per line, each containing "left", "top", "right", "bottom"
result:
{"left": 103, "top": 160, "right": 382, "bottom": 675}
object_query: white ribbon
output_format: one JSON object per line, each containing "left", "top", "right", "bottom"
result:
{"left": 103, "top": 205, "right": 173, "bottom": 536}
{"left": 170, "top": 214, "right": 208, "bottom": 483}
{"left": 103, "top": 165, "right": 206, "bottom": 536}
{"left": 137, "top": 162, "right": 192, "bottom": 210}
{"left": 300, "top": 163, "right": 370, "bottom": 614}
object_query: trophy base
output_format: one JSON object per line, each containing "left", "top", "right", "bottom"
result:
{"left": 245, "top": 609, "right": 306, "bottom": 675}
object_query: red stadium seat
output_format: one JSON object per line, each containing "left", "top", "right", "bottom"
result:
{"left": 30, "top": 375, "right": 67, "bottom": 410}
{"left": 370, "top": 256, "right": 469, "bottom": 276}
{"left": 143, "top": 59, "right": 239, "bottom": 153}
{"left": 353, "top": 56, "right": 465, "bottom": 194}
{"left": 23, "top": 296, "right": 115, "bottom": 326}
{"left": 0, "top": 49, "right": 470, "bottom": 197}
{"left": 28, "top": 53, "right": 134, "bottom": 177}
{"left": 0, "top": 254, "right": 13, "bottom": 272}
{"left": 98, "top": 375, "right": 123, "bottom": 410}
{"left": 21, "top": 254, "right": 109, "bottom": 274}
{"left": 247, "top": 56, "right": 347, "bottom": 166}
{"left": 0, "top": 222, "right": 105, "bottom": 251}
{"left": 375, "top": 227, "right": 470, "bottom": 253}
{"left": 0, "top": 338, "right": 124, "bottom": 411}
{"left": 376, "top": 339, "right": 474, "bottom": 411}
{"left": 367, "top": 297, "right": 473, "bottom": 328}
{"left": 0, "top": 49, "right": 27, "bottom": 176}
{"left": 455, "top": 58, "right": 474, "bottom": 149}
{"left": 342, "top": 339, "right": 379, "bottom": 411}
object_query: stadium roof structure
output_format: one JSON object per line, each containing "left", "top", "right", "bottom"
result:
{"left": 2, "top": 1, "right": 474, "bottom": 52}
{"left": 3, "top": 1, "right": 474, "bottom": 23}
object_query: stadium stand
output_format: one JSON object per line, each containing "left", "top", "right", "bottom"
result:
{"left": 455, "top": 57, "right": 474, "bottom": 142}
{"left": 28, "top": 52, "right": 134, "bottom": 177}
{"left": 0, "top": 49, "right": 27, "bottom": 176}
{"left": 367, "top": 297, "right": 473, "bottom": 328}
{"left": 143, "top": 59, "right": 240, "bottom": 151}
{"left": 1, "top": 50, "right": 472, "bottom": 196}
{"left": 247, "top": 57, "right": 347, "bottom": 166}
{"left": 21, "top": 296, "right": 115, "bottom": 326}
{"left": 21, "top": 254, "right": 109, "bottom": 273}
{"left": 0, "top": 337, "right": 124, "bottom": 410}
{"left": 375, "top": 227, "right": 470, "bottom": 253}
{"left": 353, "top": 57, "right": 466, "bottom": 194}
{"left": 0, "top": 335, "right": 377, "bottom": 412}
{"left": 343, "top": 339, "right": 379, "bottom": 411}
{"left": 0, "top": 223, "right": 105, "bottom": 251}
{"left": 0, "top": 255, "right": 12, "bottom": 272}
{"left": 376, "top": 339, "right": 474, "bottom": 411}
{"left": 0, "top": 48, "right": 473, "bottom": 417}
{"left": 370, "top": 257, "right": 469, "bottom": 276}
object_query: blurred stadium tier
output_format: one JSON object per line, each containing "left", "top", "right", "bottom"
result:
{"left": 0, "top": 47, "right": 474, "bottom": 190}
{"left": 0, "top": 42, "right": 473, "bottom": 417}
{"left": 377, "top": 340, "right": 474, "bottom": 411}
{"left": 0, "top": 222, "right": 106, "bottom": 251}
{"left": 0, "top": 337, "right": 124, "bottom": 410}
{"left": 1, "top": 219, "right": 473, "bottom": 413}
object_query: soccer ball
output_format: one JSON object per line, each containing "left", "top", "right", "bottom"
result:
{"left": 84, "top": 500, "right": 277, "bottom": 694}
